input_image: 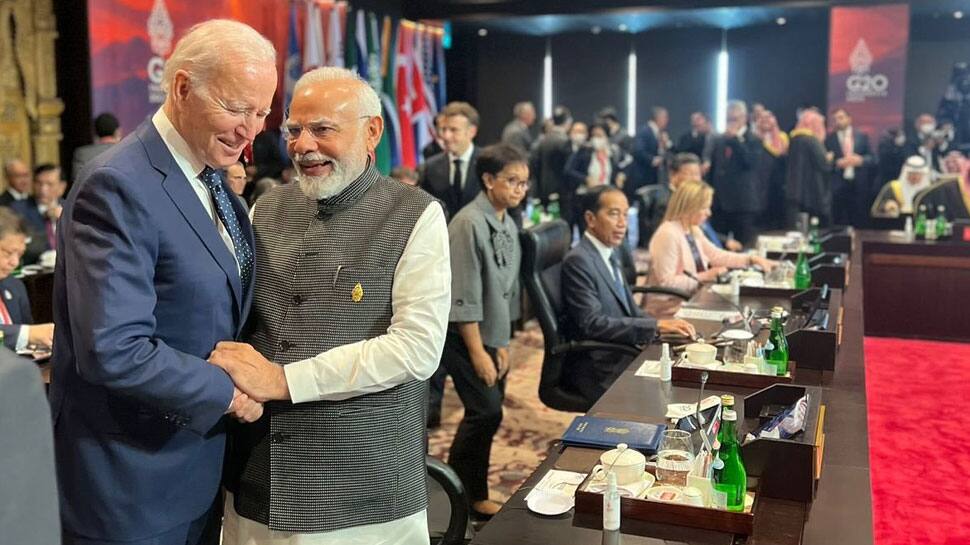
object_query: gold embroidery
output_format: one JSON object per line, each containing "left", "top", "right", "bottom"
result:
{"left": 352, "top": 282, "right": 363, "bottom": 303}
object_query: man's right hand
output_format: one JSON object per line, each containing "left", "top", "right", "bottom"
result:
{"left": 658, "top": 319, "right": 696, "bottom": 339}
{"left": 470, "top": 348, "right": 498, "bottom": 387}
{"left": 227, "top": 387, "right": 263, "bottom": 423}
{"left": 28, "top": 323, "right": 54, "bottom": 347}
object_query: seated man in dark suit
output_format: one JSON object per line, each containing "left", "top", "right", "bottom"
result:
{"left": 561, "top": 186, "right": 695, "bottom": 408}
{"left": 0, "top": 207, "right": 54, "bottom": 351}
{"left": 10, "top": 163, "right": 65, "bottom": 265}
{"left": 0, "top": 158, "right": 32, "bottom": 206}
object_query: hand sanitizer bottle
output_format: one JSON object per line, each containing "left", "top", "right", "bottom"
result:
{"left": 602, "top": 471, "right": 621, "bottom": 545}
{"left": 660, "top": 343, "right": 672, "bottom": 382}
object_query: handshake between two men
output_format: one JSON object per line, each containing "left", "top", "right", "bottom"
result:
{"left": 210, "top": 341, "right": 291, "bottom": 423}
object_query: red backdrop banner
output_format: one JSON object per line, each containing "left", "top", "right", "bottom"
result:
{"left": 88, "top": 0, "right": 289, "bottom": 133}
{"left": 827, "top": 4, "right": 910, "bottom": 141}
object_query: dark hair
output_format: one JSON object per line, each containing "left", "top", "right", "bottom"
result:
{"left": 831, "top": 107, "right": 849, "bottom": 117}
{"left": 589, "top": 122, "right": 610, "bottom": 136}
{"left": 0, "top": 207, "right": 28, "bottom": 239}
{"left": 552, "top": 105, "right": 572, "bottom": 126}
{"left": 598, "top": 107, "right": 619, "bottom": 124}
{"left": 580, "top": 185, "right": 625, "bottom": 217}
{"left": 669, "top": 152, "right": 701, "bottom": 174}
{"left": 475, "top": 143, "right": 527, "bottom": 190}
{"left": 93, "top": 112, "right": 120, "bottom": 138}
{"left": 441, "top": 101, "right": 480, "bottom": 127}
{"left": 33, "top": 163, "right": 60, "bottom": 178}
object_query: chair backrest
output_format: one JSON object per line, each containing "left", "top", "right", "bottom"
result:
{"left": 520, "top": 220, "right": 589, "bottom": 412}
{"left": 520, "top": 220, "right": 571, "bottom": 349}
{"left": 426, "top": 455, "right": 470, "bottom": 545}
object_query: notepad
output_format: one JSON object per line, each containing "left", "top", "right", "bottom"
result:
{"left": 674, "top": 308, "right": 743, "bottom": 322}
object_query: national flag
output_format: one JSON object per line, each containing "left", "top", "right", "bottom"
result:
{"left": 303, "top": 0, "right": 324, "bottom": 72}
{"left": 354, "top": 10, "right": 369, "bottom": 81}
{"left": 284, "top": 2, "right": 302, "bottom": 110}
{"left": 433, "top": 29, "right": 447, "bottom": 110}
{"left": 343, "top": 8, "right": 358, "bottom": 71}
{"left": 326, "top": 2, "right": 345, "bottom": 68}
{"left": 381, "top": 16, "right": 401, "bottom": 169}
{"left": 409, "top": 25, "right": 433, "bottom": 163}
{"left": 395, "top": 22, "right": 417, "bottom": 168}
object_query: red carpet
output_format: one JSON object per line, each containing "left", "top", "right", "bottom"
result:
{"left": 865, "top": 337, "right": 970, "bottom": 545}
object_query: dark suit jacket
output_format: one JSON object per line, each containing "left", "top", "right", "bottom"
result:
{"left": 419, "top": 147, "right": 481, "bottom": 219}
{"left": 49, "top": 120, "right": 252, "bottom": 541}
{"left": 561, "top": 237, "right": 658, "bottom": 405}
{"left": 0, "top": 348, "right": 60, "bottom": 545}
{"left": 563, "top": 146, "right": 619, "bottom": 192}
{"left": 0, "top": 276, "right": 32, "bottom": 350}
{"left": 72, "top": 141, "right": 115, "bottom": 182}
{"left": 0, "top": 190, "right": 23, "bottom": 207}
{"left": 529, "top": 130, "right": 572, "bottom": 203}
{"left": 677, "top": 131, "right": 709, "bottom": 159}
{"left": 824, "top": 129, "right": 874, "bottom": 187}
{"left": 708, "top": 132, "right": 765, "bottom": 213}
{"left": 633, "top": 124, "right": 662, "bottom": 188}
{"left": 3, "top": 199, "right": 52, "bottom": 265}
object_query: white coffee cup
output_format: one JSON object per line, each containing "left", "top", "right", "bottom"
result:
{"left": 685, "top": 343, "right": 717, "bottom": 364}
{"left": 599, "top": 447, "right": 646, "bottom": 486}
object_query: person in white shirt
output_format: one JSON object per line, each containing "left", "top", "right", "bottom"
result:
{"left": 209, "top": 66, "right": 450, "bottom": 545}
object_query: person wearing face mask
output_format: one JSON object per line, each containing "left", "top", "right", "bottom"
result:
{"left": 908, "top": 113, "right": 944, "bottom": 172}
{"left": 568, "top": 121, "right": 588, "bottom": 153}
{"left": 564, "top": 123, "right": 620, "bottom": 191}
{"left": 871, "top": 155, "right": 935, "bottom": 217}
{"left": 648, "top": 180, "right": 776, "bottom": 293}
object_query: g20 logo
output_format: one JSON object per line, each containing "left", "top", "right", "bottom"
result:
{"left": 847, "top": 74, "right": 889, "bottom": 94}
{"left": 147, "top": 57, "right": 165, "bottom": 84}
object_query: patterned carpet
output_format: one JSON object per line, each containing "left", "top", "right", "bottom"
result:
{"left": 427, "top": 320, "right": 581, "bottom": 503}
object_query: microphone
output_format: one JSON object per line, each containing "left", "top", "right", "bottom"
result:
{"left": 694, "top": 371, "right": 723, "bottom": 471}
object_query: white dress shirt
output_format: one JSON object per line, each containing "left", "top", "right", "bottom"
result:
{"left": 838, "top": 127, "right": 856, "bottom": 180}
{"left": 151, "top": 109, "right": 239, "bottom": 271}
{"left": 223, "top": 200, "right": 451, "bottom": 545}
{"left": 448, "top": 144, "right": 475, "bottom": 190}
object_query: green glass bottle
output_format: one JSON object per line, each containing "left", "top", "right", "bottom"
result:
{"left": 767, "top": 307, "right": 789, "bottom": 376}
{"left": 547, "top": 196, "right": 561, "bottom": 220}
{"left": 914, "top": 205, "right": 928, "bottom": 239}
{"left": 936, "top": 205, "right": 947, "bottom": 240}
{"left": 530, "top": 201, "right": 543, "bottom": 225}
{"left": 794, "top": 251, "right": 812, "bottom": 290}
{"left": 713, "top": 409, "right": 747, "bottom": 512}
{"left": 808, "top": 216, "right": 821, "bottom": 253}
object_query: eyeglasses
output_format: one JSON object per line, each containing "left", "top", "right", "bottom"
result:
{"left": 497, "top": 176, "right": 529, "bottom": 191}
{"left": 284, "top": 116, "right": 372, "bottom": 141}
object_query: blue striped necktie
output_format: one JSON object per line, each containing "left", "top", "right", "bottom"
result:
{"left": 200, "top": 167, "right": 253, "bottom": 291}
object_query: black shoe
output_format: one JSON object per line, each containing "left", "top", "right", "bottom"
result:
{"left": 469, "top": 508, "right": 494, "bottom": 522}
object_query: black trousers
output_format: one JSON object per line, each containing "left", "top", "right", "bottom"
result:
{"left": 832, "top": 178, "right": 869, "bottom": 227}
{"left": 442, "top": 332, "right": 505, "bottom": 503}
{"left": 714, "top": 211, "right": 757, "bottom": 247}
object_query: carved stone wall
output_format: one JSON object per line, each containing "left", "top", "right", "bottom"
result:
{"left": 0, "top": 0, "right": 63, "bottom": 188}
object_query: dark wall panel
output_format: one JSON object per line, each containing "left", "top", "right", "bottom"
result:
{"left": 551, "top": 32, "right": 631, "bottom": 128}
{"left": 905, "top": 17, "right": 970, "bottom": 129}
{"left": 728, "top": 19, "right": 830, "bottom": 131}
{"left": 635, "top": 28, "right": 721, "bottom": 139}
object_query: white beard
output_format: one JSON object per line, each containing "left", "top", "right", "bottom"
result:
{"left": 294, "top": 151, "right": 368, "bottom": 200}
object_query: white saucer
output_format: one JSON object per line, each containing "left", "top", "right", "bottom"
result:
{"left": 526, "top": 489, "right": 574, "bottom": 516}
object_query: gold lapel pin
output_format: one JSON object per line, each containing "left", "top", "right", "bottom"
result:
{"left": 352, "top": 282, "right": 364, "bottom": 303}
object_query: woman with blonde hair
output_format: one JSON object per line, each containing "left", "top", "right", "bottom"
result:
{"left": 649, "top": 180, "right": 775, "bottom": 292}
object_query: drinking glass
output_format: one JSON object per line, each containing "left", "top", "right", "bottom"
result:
{"left": 655, "top": 430, "right": 694, "bottom": 487}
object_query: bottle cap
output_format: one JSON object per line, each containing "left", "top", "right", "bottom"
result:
{"left": 770, "top": 306, "right": 784, "bottom": 318}
{"left": 720, "top": 394, "right": 735, "bottom": 407}
{"left": 810, "top": 216, "right": 819, "bottom": 225}
{"left": 722, "top": 409, "right": 737, "bottom": 421}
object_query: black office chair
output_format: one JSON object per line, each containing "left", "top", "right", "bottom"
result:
{"left": 427, "top": 455, "right": 470, "bottom": 545}
{"left": 520, "top": 220, "right": 687, "bottom": 413}
{"left": 614, "top": 241, "right": 691, "bottom": 300}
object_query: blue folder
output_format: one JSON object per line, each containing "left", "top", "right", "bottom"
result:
{"left": 561, "top": 416, "right": 667, "bottom": 454}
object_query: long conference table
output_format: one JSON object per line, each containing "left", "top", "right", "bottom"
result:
{"left": 470, "top": 230, "right": 877, "bottom": 545}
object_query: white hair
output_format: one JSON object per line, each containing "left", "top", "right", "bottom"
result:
{"left": 727, "top": 100, "right": 748, "bottom": 116}
{"left": 293, "top": 67, "right": 382, "bottom": 118}
{"left": 162, "top": 19, "right": 276, "bottom": 95}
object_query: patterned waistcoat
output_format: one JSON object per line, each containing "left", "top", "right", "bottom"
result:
{"left": 230, "top": 167, "right": 433, "bottom": 532}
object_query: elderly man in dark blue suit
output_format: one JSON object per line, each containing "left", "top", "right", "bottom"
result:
{"left": 561, "top": 186, "right": 695, "bottom": 408}
{"left": 48, "top": 20, "right": 275, "bottom": 545}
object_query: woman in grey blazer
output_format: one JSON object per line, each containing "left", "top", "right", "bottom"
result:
{"left": 442, "top": 144, "right": 528, "bottom": 520}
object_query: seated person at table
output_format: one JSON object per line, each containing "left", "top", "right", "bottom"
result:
{"left": 0, "top": 208, "right": 54, "bottom": 351}
{"left": 871, "top": 155, "right": 935, "bottom": 217}
{"left": 561, "top": 186, "right": 695, "bottom": 409}
{"left": 640, "top": 152, "right": 741, "bottom": 250}
{"left": 648, "top": 180, "right": 775, "bottom": 293}
{"left": 10, "top": 164, "right": 65, "bottom": 265}
{"left": 914, "top": 150, "right": 970, "bottom": 220}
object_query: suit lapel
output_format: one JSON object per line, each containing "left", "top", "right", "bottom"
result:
{"left": 581, "top": 237, "right": 631, "bottom": 316}
{"left": 463, "top": 148, "right": 481, "bottom": 208}
{"left": 139, "top": 123, "right": 244, "bottom": 315}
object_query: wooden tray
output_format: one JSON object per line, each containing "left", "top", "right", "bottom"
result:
{"left": 573, "top": 470, "right": 756, "bottom": 535}
{"left": 672, "top": 360, "right": 796, "bottom": 388}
